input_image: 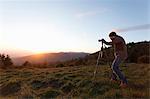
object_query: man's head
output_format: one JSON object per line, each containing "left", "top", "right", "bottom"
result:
{"left": 109, "top": 32, "right": 117, "bottom": 40}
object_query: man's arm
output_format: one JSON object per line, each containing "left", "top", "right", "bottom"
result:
{"left": 99, "top": 39, "right": 112, "bottom": 45}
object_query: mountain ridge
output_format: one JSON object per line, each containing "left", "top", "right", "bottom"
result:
{"left": 12, "top": 52, "right": 89, "bottom": 65}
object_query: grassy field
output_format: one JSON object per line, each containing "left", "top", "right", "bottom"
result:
{"left": 0, "top": 63, "right": 149, "bottom": 99}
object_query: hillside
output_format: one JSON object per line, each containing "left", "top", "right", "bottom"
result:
{"left": 61, "top": 41, "right": 150, "bottom": 67}
{"left": 91, "top": 41, "right": 150, "bottom": 63}
{"left": 0, "top": 63, "right": 149, "bottom": 98}
{"left": 12, "top": 52, "right": 89, "bottom": 65}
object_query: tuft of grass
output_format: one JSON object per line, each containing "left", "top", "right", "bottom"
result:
{"left": 103, "top": 89, "right": 123, "bottom": 98}
{"left": 30, "top": 80, "right": 47, "bottom": 90}
{"left": 47, "top": 78, "right": 65, "bottom": 89}
{"left": 88, "top": 82, "right": 110, "bottom": 97}
{"left": 21, "top": 95, "right": 34, "bottom": 99}
{"left": 40, "top": 89, "right": 60, "bottom": 98}
{"left": 61, "top": 82, "right": 74, "bottom": 94}
{"left": 77, "top": 79, "right": 93, "bottom": 88}
{"left": 0, "top": 81, "right": 21, "bottom": 96}
{"left": 19, "top": 71, "right": 32, "bottom": 78}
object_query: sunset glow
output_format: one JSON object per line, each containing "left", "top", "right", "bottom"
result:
{"left": 0, "top": 0, "right": 149, "bottom": 57}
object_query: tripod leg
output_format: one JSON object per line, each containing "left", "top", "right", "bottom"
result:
{"left": 93, "top": 50, "right": 101, "bottom": 78}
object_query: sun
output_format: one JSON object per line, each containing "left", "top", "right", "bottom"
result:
{"left": 11, "top": 32, "right": 61, "bottom": 54}
{"left": 4, "top": 23, "right": 68, "bottom": 54}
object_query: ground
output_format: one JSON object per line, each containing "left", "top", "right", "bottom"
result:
{"left": 0, "top": 63, "right": 149, "bottom": 98}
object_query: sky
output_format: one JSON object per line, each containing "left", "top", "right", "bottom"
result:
{"left": 0, "top": 0, "right": 150, "bottom": 57}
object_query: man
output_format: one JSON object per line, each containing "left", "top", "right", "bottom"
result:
{"left": 100, "top": 32, "right": 128, "bottom": 88}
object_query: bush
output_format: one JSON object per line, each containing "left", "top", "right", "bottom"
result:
{"left": 137, "top": 55, "right": 150, "bottom": 63}
{"left": 22, "top": 61, "right": 31, "bottom": 66}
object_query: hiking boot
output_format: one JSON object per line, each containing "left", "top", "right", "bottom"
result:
{"left": 120, "top": 82, "right": 128, "bottom": 88}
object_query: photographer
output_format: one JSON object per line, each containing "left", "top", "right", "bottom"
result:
{"left": 99, "top": 32, "right": 128, "bottom": 88}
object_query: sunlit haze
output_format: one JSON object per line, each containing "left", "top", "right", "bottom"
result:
{"left": 0, "top": 0, "right": 149, "bottom": 57}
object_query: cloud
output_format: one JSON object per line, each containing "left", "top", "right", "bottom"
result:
{"left": 75, "top": 8, "right": 108, "bottom": 19}
{"left": 114, "top": 24, "right": 150, "bottom": 32}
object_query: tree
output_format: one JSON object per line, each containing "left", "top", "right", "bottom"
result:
{"left": 0, "top": 54, "right": 13, "bottom": 68}
{"left": 4, "top": 55, "right": 13, "bottom": 66}
{"left": 22, "top": 61, "right": 31, "bottom": 66}
{"left": 1, "top": 54, "right": 5, "bottom": 63}
{"left": 0, "top": 54, "right": 5, "bottom": 66}
{"left": 0, "top": 54, "right": 3, "bottom": 66}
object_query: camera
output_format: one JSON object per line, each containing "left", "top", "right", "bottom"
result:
{"left": 98, "top": 39, "right": 103, "bottom": 42}
{"left": 98, "top": 39, "right": 102, "bottom": 42}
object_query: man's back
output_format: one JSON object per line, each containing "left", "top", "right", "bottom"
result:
{"left": 112, "top": 35, "right": 127, "bottom": 59}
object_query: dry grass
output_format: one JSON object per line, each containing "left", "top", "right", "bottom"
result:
{"left": 0, "top": 63, "right": 149, "bottom": 98}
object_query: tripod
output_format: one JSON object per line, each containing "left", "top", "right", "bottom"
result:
{"left": 93, "top": 40, "right": 104, "bottom": 79}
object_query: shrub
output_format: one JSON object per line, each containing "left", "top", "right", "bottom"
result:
{"left": 22, "top": 61, "right": 31, "bottom": 66}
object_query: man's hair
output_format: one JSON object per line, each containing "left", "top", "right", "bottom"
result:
{"left": 109, "top": 32, "right": 117, "bottom": 37}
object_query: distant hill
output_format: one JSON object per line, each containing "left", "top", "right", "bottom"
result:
{"left": 12, "top": 52, "right": 89, "bottom": 65}
{"left": 10, "top": 41, "right": 150, "bottom": 66}
{"left": 59, "top": 41, "right": 150, "bottom": 67}
{"left": 85, "top": 41, "right": 150, "bottom": 64}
